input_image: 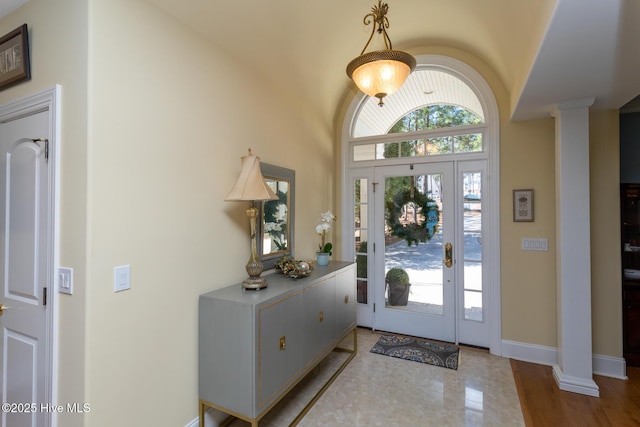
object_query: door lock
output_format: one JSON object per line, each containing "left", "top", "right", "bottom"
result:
{"left": 445, "top": 242, "right": 453, "bottom": 268}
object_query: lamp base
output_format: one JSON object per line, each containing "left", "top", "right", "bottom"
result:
{"left": 242, "top": 276, "right": 268, "bottom": 290}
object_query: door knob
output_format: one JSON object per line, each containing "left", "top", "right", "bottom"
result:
{"left": 0, "top": 304, "right": 8, "bottom": 316}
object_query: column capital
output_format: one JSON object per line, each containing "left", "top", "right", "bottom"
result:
{"left": 550, "top": 98, "right": 595, "bottom": 117}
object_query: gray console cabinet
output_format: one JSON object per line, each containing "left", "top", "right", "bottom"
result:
{"left": 199, "top": 261, "right": 356, "bottom": 426}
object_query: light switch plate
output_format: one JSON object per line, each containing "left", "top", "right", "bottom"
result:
{"left": 522, "top": 238, "right": 549, "bottom": 251}
{"left": 58, "top": 267, "right": 73, "bottom": 295}
{"left": 114, "top": 265, "right": 131, "bottom": 292}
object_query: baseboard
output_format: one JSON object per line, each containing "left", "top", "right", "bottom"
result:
{"left": 501, "top": 339, "right": 627, "bottom": 379}
{"left": 501, "top": 339, "right": 558, "bottom": 366}
{"left": 593, "top": 354, "right": 628, "bottom": 380}
{"left": 185, "top": 407, "right": 228, "bottom": 427}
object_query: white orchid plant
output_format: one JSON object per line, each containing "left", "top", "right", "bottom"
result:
{"left": 316, "top": 210, "right": 336, "bottom": 254}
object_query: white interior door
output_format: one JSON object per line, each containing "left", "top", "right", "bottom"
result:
{"left": 0, "top": 110, "right": 51, "bottom": 427}
{"left": 373, "top": 162, "right": 455, "bottom": 342}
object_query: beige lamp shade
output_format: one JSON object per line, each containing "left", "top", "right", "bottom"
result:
{"left": 225, "top": 149, "right": 277, "bottom": 202}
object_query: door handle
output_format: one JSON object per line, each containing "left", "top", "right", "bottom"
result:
{"left": 445, "top": 242, "right": 453, "bottom": 268}
{"left": 0, "top": 304, "right": 8, "bottom": 316}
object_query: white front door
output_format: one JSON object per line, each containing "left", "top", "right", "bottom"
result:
{"left": 365, "top": 161, "right": 490, "bottom": 346}
{"left": 373, "top": 162, "right": 456, "bottom": 342}
{"left": 0, "top": 110, "right": 52, "bottom": 427}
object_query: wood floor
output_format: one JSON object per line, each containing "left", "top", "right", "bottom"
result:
{"left": 511, "top": 359, "right": 640, "bottom": 426}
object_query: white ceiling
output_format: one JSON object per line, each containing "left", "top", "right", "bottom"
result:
{"left": 0, "top": 0, "right": 27, "bottom": 23}
{"left": 511, "top": 0, "right": 640, "bottom": 120}
{"left": 4, "top": 0, "right": 639, "bottom": 124}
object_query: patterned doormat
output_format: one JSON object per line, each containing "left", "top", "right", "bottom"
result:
{"left": 370, "top": 334, "right": 460, "bottom": 370}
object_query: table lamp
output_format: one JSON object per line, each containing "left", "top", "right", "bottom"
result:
{"left": 225, "top": 149, "right": 278, "bottom": 290}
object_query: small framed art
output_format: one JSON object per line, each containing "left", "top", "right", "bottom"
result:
{"left": 0, "top": 24, "right": 31, "bottom": 91}
{"left": 513, "top": 189, "right": 534, "bottom": 222}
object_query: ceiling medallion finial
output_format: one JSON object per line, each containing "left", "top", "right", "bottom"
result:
{"left": 346, "top": 1, "right": 416, "bottom": 106}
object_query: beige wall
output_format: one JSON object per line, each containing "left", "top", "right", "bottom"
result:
{"left": 0, "top": 0, "right": 89, "bottom": 426}
{"left": 500, "top": 117, "right": 558, "bottom": 347}
{"left": 500, "top": 109, "right": 621, "bottom": 354}
{"left": 590, "top": 110, "right": 622, "bottom": 356}
{"left": 86, "top": 0, "right": 334, "bottom": 426}
{"left": 1, "top": 0, "right": 335, "bottom": 426}
{"left": 0, "top": 0, "right": 624, "bottom": 426}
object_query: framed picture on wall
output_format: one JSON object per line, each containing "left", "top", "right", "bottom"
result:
{"left": 513, "top": 189, "right": 534, "bottom": 222}
{"left": 0, "top": 24, "right": 31, "bottom": 91}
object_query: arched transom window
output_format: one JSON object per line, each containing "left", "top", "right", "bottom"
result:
{"left": 350, "top": 65, "right": 490, "bottom": 162}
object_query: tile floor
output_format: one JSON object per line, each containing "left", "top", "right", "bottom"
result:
{"left": 227, "top": 328, "right": 524, "bottom": 427}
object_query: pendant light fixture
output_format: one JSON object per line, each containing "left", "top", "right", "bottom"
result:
{"left": 346, "top": 1, "right": 416, "bottom": 106}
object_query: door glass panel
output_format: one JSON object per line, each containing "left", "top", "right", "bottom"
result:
{"left": 463, "top": 172, "right": 483, "bottom": 321}
{"left": 354, "top": 178, "right": 369, "bottom": 304}
{"left": 384, "top": 173, "right": 444, "bottom": 315}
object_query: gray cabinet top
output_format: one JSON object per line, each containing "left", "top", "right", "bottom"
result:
{"left": 200, "top": 261, "right": 354, "bottom": 306}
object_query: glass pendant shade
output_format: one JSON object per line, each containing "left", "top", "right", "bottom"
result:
{"left": 347, "top": 51, "right": 415, "bottom": 102}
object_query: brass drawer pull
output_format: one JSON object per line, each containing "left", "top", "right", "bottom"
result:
{"left": 319, "top": 311, "right": 324, "bottom": 322}
{"left": 279, "top": 336, "right": 286, "bottom": 351}
{"left": 344, "top": 295, "right": 349, "bottom": 304}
